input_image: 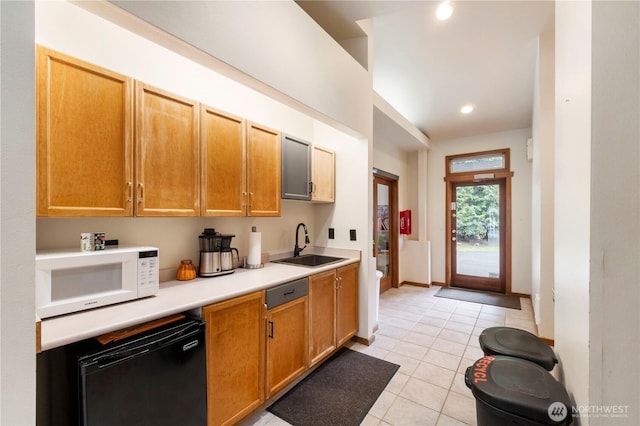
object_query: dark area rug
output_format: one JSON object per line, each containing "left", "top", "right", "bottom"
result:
{"left": 267, "top": 347, "right": 399, "bottom": 426}
{"left": 435, "top": 287, "right": 521, "bottom": 310}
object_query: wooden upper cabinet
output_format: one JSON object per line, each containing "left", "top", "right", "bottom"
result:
{"left": 135, "top": 82, "right": 200, "bottom": 216}
{"left": 247, "top": 122, "right": 281, "bottom": 216}
{"left": 36, "top": 46, "right": 134, "bottom": 217}
{"left": 311, "top": 145, "right": 335, "bottom": 203}
{"left": 201, "top": 106, "right": 246, "bottom": 216}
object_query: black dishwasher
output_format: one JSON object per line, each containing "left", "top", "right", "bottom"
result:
{"left": 38, "top": 317, "right": 207, "bottom": 426}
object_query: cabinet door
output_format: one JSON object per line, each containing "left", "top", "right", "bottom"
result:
{"left": 266, "top": 297, "right": 308, "bottom": 398}
{"left": 202, "top": 292, "right": 266, "bottom": 426}
{"left": 336, "top": 262, "right": 359, "bottom": 346}
{"left": 281, "top": 134, "right": 311, "bottom": 201}
{"left": 135, "top": 82, "right": 199, "bottom": 216}
{"left": 311, "top": 145, "right": 335, "bottom": 203}
{"left": 201, "top": 106, "right": 246, "bottom": 216}
{"left": 308, "top": 270, "right": 337, "bottom": 367}
{"left": 36, "top": 46, "right": 133, "bottom": 217}
{"left": 247, "top": 122, "right": 281, "bottom": 216}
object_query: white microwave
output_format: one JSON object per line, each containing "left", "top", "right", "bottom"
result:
{"left": 36, "top": 246, "right": 159, "bottom": 319}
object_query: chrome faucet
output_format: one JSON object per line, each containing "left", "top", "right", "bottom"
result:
{"left": 294, "top": 223, "right": 310, "bottom": 257}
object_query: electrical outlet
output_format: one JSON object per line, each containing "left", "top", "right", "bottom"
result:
{"left": 350, "top": 229, "right": 357, "bottom": 241}
{"left": 328, "top": 228, "right": 335, "bottom": 239}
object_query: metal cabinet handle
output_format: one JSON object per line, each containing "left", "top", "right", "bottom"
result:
{"left": 127, "top": 182, "right": 133, "bottom": 203}
{"left": 268, "top": 320, "right": 274, "bottom": 339}
{"left": 138, "top": 183, "right": 144, "bottom": 202}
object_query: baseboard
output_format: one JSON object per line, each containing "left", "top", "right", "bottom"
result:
{"left": 510, "top": 292, "right": 531, "bottom": 298}
{"left": 352, "top": 334, "right": 375, "bottom": 346}
{"left": 400, "top": 281, "right": 430, "bottom": 288}
{"left": 539, "top": 337, "right": 555, "bottom": 347}
{"left": 372, "top": 323, "right": 379, "bottom": 334}
{"left": 431, "top": 281, "right": 446, "bottom": 287}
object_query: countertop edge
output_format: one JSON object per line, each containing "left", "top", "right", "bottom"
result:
{"left": 40, "top": 250, "right": 360, "bottom": 351}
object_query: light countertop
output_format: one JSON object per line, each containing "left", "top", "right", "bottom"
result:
{"left": 39, "top": 248, "right": 360, "bottom": 351}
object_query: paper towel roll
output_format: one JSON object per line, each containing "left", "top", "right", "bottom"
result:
{"left": 247, "top": 230, "right": 262, "bottom": 266}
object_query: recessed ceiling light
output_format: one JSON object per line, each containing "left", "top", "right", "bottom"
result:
{"left": 460, "top": 104, "right": 475, "bottom": 114}
{"left": 436, "top": 1, "right": 453, "bottom": 20}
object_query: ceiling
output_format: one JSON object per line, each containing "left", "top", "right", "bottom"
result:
{"left": 296, "top": 1, "right": 554, "bottom": 144}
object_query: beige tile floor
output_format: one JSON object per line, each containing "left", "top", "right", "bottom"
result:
{"left": 249, "top": 284, "right": 537, "bottom": 426}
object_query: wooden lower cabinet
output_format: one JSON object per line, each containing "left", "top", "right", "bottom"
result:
{"left": 336, "top": 263, "right": 359, "bottom": 346}
{"left": 266, "top": 296, "right": 308, "bottom": 398}
{"left": 308, "top": 269, "right": 337, "bottom": 367}
{"left": 202, "top": 292, "right": 266, "bottom": 426}
{"left": 309, "top": 262, "right": 360, "bottom": 366}
{"left": 202, "top": 263, "right": 357, "bottom": 424}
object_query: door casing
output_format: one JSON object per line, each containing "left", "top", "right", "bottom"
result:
{"left": 373, "top": 170, "right": 398, "bottom": 292}
{"left": 444, "top": 149, "right": 513, "bottom": 294}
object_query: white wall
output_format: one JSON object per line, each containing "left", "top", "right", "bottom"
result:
{"left": 35, "top": 1, "right": 366, "bottom": 275}
{"left": 0, "top": 1, "right": 36, "bottom": 423}
{"left": 108, "top": 0, "right": 371, "bottom": 138}
{"left": 36, "top": 0, "right": 380, "bottom": 344}
{"left": 427, "top": 128, "right": 532, "bottom": 294}
{"left": 530, "top": 27, "right": 555, "bottom": 339}
{"left": 589, "top": 1, "right": 639, "bottom": 423}
{"left": 554, "top": 1, "right": 592, "bottom": 419}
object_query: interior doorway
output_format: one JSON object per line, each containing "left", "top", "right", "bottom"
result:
{"left": 445, "top": 149, "right": 513, "bottom": 294}
{"left": 373, "top": 170, "right": 398, "bottom": 293}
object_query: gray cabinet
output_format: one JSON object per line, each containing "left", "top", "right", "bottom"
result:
{"left": 281, "top": 134, "right": 311, "bottom": 200}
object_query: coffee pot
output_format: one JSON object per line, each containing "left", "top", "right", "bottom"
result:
{"left": 198, "top": 228, "right": 236, "bottom": 277}
{"left": 220, "top": 235, "right": 240, "bottom": 271}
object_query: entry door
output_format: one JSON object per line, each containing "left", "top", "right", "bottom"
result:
{"left": 373, "top": 174, "right": 397, "bottom": 293}
{"left": 450, "top": 179, "right": 506, "bottom": 293}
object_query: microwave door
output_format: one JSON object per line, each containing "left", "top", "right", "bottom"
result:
{"left": 37, "top": 259, "right": 138, "bottom": 318}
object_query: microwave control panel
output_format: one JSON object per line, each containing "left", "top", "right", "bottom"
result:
{"left": 138, "top": 250, "right": 159, "bottom": 296}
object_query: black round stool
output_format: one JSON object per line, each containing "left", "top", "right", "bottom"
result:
{"left": 479, "top": 326, "right": 557, "bottom": 371}
{"left": 466, "top": 355, "right": 573, "bottom": 425}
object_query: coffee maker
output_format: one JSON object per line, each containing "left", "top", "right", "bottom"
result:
{"left": 198, "top": 228, "right": 236, "bottom": 277}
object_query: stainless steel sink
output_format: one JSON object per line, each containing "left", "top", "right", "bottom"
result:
{"left": 272, "top": 254, "right": 346, "bottom": 267}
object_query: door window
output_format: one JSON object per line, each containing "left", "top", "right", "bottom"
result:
{"left": 445, "top": 149, "right": 512, "bottom": 294}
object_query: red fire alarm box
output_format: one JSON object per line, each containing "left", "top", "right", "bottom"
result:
{"left": 400, "top": 210, "right": 412, "bottom": 235}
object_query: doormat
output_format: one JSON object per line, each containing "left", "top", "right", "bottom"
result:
{"left": 267, "top": 347, "right": 399, "bottom": 426}
{"left": 435, "top": 287, "right": 521, "bottom": 310}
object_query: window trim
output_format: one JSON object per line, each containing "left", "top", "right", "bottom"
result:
{"left": 445, "top": 148, "right": 510, "bottom": 178}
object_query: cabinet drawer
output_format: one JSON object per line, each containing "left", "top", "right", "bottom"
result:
{"left": 266, "top": 278, "right": 308, "bottom": 309}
